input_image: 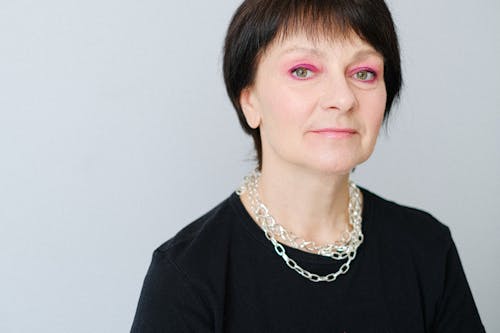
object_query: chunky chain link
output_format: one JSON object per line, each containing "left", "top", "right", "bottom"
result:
{"left": 237, "top": 170, "right": 364, "bottom": 283}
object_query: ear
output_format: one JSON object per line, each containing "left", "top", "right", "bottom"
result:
{"left": 239, "top": 87, "right": 261, "bottom": 129}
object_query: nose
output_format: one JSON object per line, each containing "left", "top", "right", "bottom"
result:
{"left": 319, "top": 74, "right": 357, "bottom": 112}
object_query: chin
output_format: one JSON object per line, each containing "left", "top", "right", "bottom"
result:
{"left": 301, "top": 159, "right": 358, "bottom": 176}
{"left": 308, "top": 151, "right": 364, "bottom": 172}
{"left": 315, "top": 165, "right": 355, "bottom": 176}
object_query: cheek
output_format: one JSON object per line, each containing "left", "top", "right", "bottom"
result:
{"left": 259, "top": 84, "right": 314, "bottom": 130}
{"left": 361, "top": 88, "right": 386, "bottom": 132}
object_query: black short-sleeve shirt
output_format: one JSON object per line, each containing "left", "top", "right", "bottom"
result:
{"left": 131, "top": 188, "right": 485, "bottom": 333}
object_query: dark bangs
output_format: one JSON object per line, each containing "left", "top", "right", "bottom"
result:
{"left": 270, "top": 1, "right": 371, "bottom": 44}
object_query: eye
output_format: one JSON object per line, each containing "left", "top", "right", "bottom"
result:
{"left": 291, "top": 66, "right": 314, "bottom": 79}
{"left": 353, "top": 69, "right": 376, "bottom": 82}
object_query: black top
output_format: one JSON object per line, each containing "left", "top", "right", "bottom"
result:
{"left": 131, "top": 188, "right": 485, "bottom": 333}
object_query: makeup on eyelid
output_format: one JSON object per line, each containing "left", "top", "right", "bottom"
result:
{"left": 350, "top": 66, "right": 379, "bottom": 82}
{"left": 280, "top": 49, "right": 382, "bottom": 79}
{"left": 287, "top": 64, "right": 380, "bottom": 83}
{"left": 350, "top": 65, "right": 379, "bottom": 73}
{"left": 291, "top": 63, "right": 318, "bottom": 71}
{"left": 289, "top": 64, "right": 318, "bottom": 79}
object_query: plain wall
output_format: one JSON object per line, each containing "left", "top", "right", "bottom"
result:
{"left": 0, "top": 0, "right": 498, "bottom": 332}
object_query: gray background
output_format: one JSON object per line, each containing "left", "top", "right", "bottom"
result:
{"left": 0, "top": 0, "right": 498, "bottom": 332}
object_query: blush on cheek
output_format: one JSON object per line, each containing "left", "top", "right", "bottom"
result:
{"left": 265, "top": 83, "right": 309, "bottom": 113}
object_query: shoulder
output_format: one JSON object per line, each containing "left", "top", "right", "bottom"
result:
{"left": 361, "top": 187, "right": 454, "bottom": 298}
{"left": 360, "top": 188, "right": 485, "bottom": 331}
{"left": 361, "top": 187, "right": 452, "bottom": 248}
{"left": 158, "top": 193, "right": 235, "bottom": 248}
{"left": 155, "top": 193, "right": 238, "bottom": 264}
{"left": 132, "top": 193, "right": 241, "bottom": 331}
{"left": 151, "top": 193, "right": 242, "bottom": 295}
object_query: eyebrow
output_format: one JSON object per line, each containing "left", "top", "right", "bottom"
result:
{"left": 352, "top": 49, "right": 383, "bottom": 61}
{"left": 279, "top": 46, "right": 382, "bottom": 60}
{"left": 279, "top": 46, "right": 324, "bottom": 57}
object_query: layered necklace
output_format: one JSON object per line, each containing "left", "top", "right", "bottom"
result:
{"left": 237, "top": 170, "right": 364, "bottom": 283}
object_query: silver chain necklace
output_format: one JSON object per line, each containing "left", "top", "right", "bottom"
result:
{"left": 237, "top": 170, "right": 364, "bottom": 283}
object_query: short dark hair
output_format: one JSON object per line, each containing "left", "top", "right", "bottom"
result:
{"left": 223, "top": 0, "right": 402, "bottom": 170}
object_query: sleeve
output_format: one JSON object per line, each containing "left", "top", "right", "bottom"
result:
{"left": 130, "top": 250, "right": 213, "bottom": 333}
{"left": 432, "top": 235, "right": 485, "bottom": 333}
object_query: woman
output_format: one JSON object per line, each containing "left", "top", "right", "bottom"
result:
{"left": 132, "top": 0, "right": 485, "bottom": 332}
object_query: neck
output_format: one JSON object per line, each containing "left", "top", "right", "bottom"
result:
{"left": 246, "top": 162, "right": 353, "bottom": 246}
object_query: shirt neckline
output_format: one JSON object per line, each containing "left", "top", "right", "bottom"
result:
{"left": 228, "top": 186, "right": 375, "bottom": 265}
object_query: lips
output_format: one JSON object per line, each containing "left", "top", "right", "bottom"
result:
{"left": 310, "top": 128, "right": 357, "bottom": 138}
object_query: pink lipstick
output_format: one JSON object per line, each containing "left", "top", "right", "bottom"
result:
{"left": 310, "top": 128, "right": 357, "bottom": 138}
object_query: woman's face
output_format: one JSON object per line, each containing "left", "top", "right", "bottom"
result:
{"left": 240, "top": 32, "right": 387, "bottom": 175}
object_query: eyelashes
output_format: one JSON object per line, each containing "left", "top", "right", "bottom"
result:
{"left": 289, "top": 64, "right": 379, "bottom": 83}
{"left": 290, "top": 65, "right": 317, "bottom": 79}
{"left": 351, "top": 67, "right": 378, "bottom": 82}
